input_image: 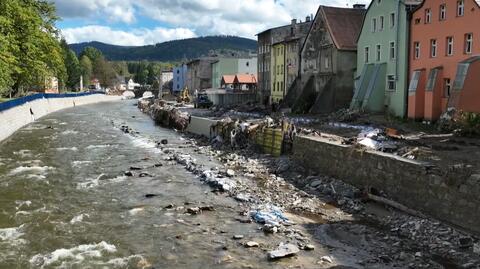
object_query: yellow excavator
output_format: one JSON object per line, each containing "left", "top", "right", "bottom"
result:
{"left": 176, "top": 87, "right": 191, "bottom": 103}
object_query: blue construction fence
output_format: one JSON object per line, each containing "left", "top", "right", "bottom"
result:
{"left": 0, "top": 91, "right": 105, "bottom": 113}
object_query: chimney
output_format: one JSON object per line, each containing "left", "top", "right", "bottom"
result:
{"left": 291, "top": 18, "right": 297, "bottom": 25}
{"left": 306, "top": 16, "right": 311, "bottom": 22}
{"left": 353, "top": 4, "right": 366, "bottom": 9}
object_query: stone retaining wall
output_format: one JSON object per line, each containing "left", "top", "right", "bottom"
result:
{"left": 0, "top": 94, "right": 121, "bottom": 142}
{"left": 293, "top": 135, "right": 480, "bottom": 234}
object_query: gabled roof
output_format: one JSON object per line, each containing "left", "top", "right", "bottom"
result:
{"left": 221, "top": 75, "right": 235, "bottom": 84}
{"left": 302, "top": 6, "right": 366, "bottom": 52}
{"left": 321, "top": 6, "right": 366, "bottom": 51}
{"left": 234, "top": 74, "right": 257, "bottom": 84}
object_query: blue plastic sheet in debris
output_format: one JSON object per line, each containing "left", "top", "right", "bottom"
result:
{"left": 250, "top": 206, "right": 289, "bottom": 226}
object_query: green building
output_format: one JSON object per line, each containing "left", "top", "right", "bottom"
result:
{"left": 351, "top": 0, "right": 421, "bottom": 117}
{"left": 211, "top": 57, "right": 257, "bottom": 89}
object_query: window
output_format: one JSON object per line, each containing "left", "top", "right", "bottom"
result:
{"left": 376, "top": 45, "right": 381, "bottom": 61}
{"left": 431, "top": 39, "right": 437, "bottom": 58}
{"left": 387, "top": 75, "right": 396, "bottom": 91}
{"left": 380, "top": 16, "right": 384, "bottom": 31}
{"left": 390, "top": 42, "right": 396, "bottom": 60}
{"left": 365, "top": 47, "right": 370, "bottom": 63}
{"left": 246, "top": 62, "right": 250, "bottom": 67}
{"left": 426, "top": 68, "right": 439, "bottom": 91}
{"left": 390, "top": 13, "right": 396, "bottom": 28}
{"left": 465, "top": 33, "right": 473, "bottom": 54}
{"left": 409, "top": 71, "right": 421, "bottom": 92}
{"left": 425, "top": 9, "right": 432, "bottom": 23}
{"left": 444, "top": 78, "right": 451, "bottom": 97}
{"left": 415, "top": 18, "right": 421, "bottom": 24}
{"left": 457, "top": 0, "right": 464, "bottom": 16}
{"left": 372, "top": 18, "right": 377, "bottom": 32}
{"left": 414, "top": 42, "right": 421, "bottom": 59}
{"left": 440, "top": 4, "right": 446, "bottom": 20}
{"left": 454, "top": 63, "right": 469, "bottom": 90}
{"left": 446, "top": 36, "right": 454, "bottom": 56}
{"left": 325, "top": 57, "right": 330, "bottom": 69}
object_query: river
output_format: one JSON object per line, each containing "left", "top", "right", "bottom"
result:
{"left": 0, "top": 100, "right": 319, "bottom": 268}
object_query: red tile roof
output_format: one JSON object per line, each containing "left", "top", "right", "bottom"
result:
{"left": 234, "top": 74, "right": 257, "bottom": 84}
{"left": 320, "top": 6, "right": 366, "bottom": 51}
{"left": 221, "top": 75, "right": 235, "bottom": 84}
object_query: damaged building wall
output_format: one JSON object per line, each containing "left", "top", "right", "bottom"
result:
{"left": 294, "top": 6, "right": 365, "bottom": 114}
{"left": 293, "top": 135, "right": 480, "bottom": 234}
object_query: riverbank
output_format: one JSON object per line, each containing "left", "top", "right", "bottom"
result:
{"left": 136, "top": 100, "right": 480, "bottom": 268}
{"left": 0, "top": 93, "right": 122, "bottom": 142}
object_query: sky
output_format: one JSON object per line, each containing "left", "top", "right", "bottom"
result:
{"left": 53, "top": 0, "right": 370, "bottom": 46}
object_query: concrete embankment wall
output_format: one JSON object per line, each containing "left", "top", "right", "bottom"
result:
{"left": 293, "top": 135, "right": 480, "bottom": 234}
{"left": 0, "top": 93, "right": 121, "bottom": 142}
{"left": 207, "top": 92, "right": 256, "bottom": 106}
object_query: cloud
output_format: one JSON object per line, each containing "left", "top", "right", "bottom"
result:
{"left": 61, "top": 25, "right": 197, "bottom": 46}
{"left": 53, "top": 0, "right": 371, "bottom": 45}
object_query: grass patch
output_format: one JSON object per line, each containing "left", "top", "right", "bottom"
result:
{"left": 0, "top": 98, "right": 12, "bottom": 103}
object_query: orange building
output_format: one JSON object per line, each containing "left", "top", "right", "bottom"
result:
{"left": 408, "top": 0, "right": 480, "bottom": 121}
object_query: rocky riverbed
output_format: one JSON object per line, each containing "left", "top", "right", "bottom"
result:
{"left": 133, "top": 101, "right": 480, "bottom": 268}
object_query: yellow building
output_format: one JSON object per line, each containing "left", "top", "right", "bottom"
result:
{"left": 271, "top": 42, "right": 285, "bottom": 104}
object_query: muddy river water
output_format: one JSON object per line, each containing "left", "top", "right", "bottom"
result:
{"left": 0, "top": 101, "right": 331, "bottom": 269}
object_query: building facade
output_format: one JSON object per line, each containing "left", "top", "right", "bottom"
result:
{"left": 408, "top": 0, "right": 480, "bottom": 120}
{"left": 186, "top": 58, "right": 217, "bottom": 92}
{"left": 211, "top": 57, "right": 257, "bottom": 89}
{"left": 292, "top": 5, "right": 366, "bottom": 114}
{"left": 173, "top": 64, "right": 188, "bottom": 93}
{"left": 351, "top": 0, "right": 420, "bottom": 117}
{"left": 257, "top": 18, "right": 312, "bottom": 105}
{"left": 271, "top": 43, "right": 286, "bottom": 103}
{"left": 160, "top": 70, "right": 173, "bottom": 91}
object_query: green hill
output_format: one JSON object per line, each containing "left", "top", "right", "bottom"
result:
{"left": 69, "top": 36, "right": 257, "bottom": 62}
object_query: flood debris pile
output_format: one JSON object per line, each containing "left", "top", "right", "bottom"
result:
{"left": 138, "top": 99, "right": 190, "bottom": 131}
{"left": 438, "top": 108, "right": 480, "bottom": 136}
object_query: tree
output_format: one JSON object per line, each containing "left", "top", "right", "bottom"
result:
{"left": 79, "top": 55, "right": 92, "bottom": 88}
{"left": 112, "top": 61, "right": 130, "bottom": 77}
{"left": 80, "top": 47, "right": 103, "bottom": 64}
{"left": 2, "top": 0, "right": 66, "bottom": 96}
{"left": 60, "top": 39, "right": 81, "bottom": 90}
{"left": 93, "top": 57, "right": 115, "bottom": 87}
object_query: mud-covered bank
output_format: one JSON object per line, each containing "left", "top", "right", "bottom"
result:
{"left": 136, "top": 100, "right": 480, "bottom": 268}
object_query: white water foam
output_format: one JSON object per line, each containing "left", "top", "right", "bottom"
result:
{"left": 8, "top": 166, "right": 55, "bottom": 176}
{"left": 108, "top": 175, "right": 127, "bottom": 184}
{"left": 0, "top": 225, "right": 26, "bottom": 243}
{"left": 29, "top": 241, "right": 117, "bottom": 268}
{"left": 70, "top": 213, "right": 90, "bottom": 224}
{"left": 86, "top": 144, "right": 114, "bottom": 149}
{"left": 76, "top": 176, "right": 101, "bottom": 190}
{"left": 129, "top": 207, "right": 145, "bottom": 216}
{"left": 61, "top": 130, "right": 79, "bottom": 135}
{"left": 129, "top": 136, "right": 161, "bottom": 153}
{"left": 55, "top": 147, "right": 78, "bottom": 152}
{"left": 13, "top": 150, "right": 33, "bottom": 158}
{"left": 72, "top": 161, "right": 92, "bottom": 167}
{"left": 15, "top": 200, "right": 32, "bottom": 210}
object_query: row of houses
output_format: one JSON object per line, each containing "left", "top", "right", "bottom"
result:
{"left": 172, "top": 56, "right": 257, "bottom": 93}
{"left": 258, "top": 0, "right": 480, "bottom": 121}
